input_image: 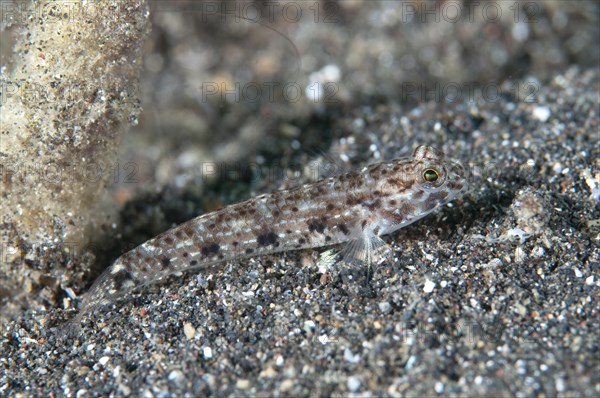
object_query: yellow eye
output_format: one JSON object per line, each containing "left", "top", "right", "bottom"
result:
{"left": 423, "top": 168, "right": 440, "bottom": 182}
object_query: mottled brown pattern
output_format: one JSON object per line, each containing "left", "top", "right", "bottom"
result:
{"left": 70, "top": 145, "right": 467, "bottom": 328}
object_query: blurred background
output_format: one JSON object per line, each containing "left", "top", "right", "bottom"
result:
{"left": 109, "top": 0, "right": 598, "bottom": 247}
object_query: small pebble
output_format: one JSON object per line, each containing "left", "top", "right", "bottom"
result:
{"left": 168, "top": 370, "right": 186, "bottom": 384}
{"left": 344, "top": 348, "right": 361, "bottom": 364}
{"left": 532, "top": 106, "right": 551, "bottom": 122}
{"left": 202, "top": 346, "right": 213, "bottom": 359}
{"left": 378, "top": 301, "right": 391, "bottom": 313}
{"left": 347, "top": 376, "right": 361, "bottom": 392}
{"left": 423, "top": 280, "right": 436, "bottom": 293}
{"left": 183, "top": 322, "right": 195, "bottom": 340}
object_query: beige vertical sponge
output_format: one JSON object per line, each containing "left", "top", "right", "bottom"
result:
{"left": 1, "top": 2, "right": 149, "bottom": 258}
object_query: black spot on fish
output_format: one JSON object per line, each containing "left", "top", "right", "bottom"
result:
{"left": 257, "top": 232, "right": 278, "bottom": 246}
{"left": 112, "top": 270, "right": 134, "bottom": 291}
{"left": 364, "top": 198, "right": 381, "bottom": 211}
{"left": 337, "top": 223, "right": 349, "bottom": 235}
{"left": 201, "top": 243, "right": 220, "bottom": 256}
{"left": 161, "top": 257, "right": 171, "bottom": 268}
{"left": 308, "top": 221, "right": 325, "bottom": 233}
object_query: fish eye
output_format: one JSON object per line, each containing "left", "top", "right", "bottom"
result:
{"left": 423, "top": 168, "right": 440, "bottom": 182}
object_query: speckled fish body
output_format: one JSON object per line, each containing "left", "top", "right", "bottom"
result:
{"left": 70, "top": 145, "right": 467, "bottom": 327}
